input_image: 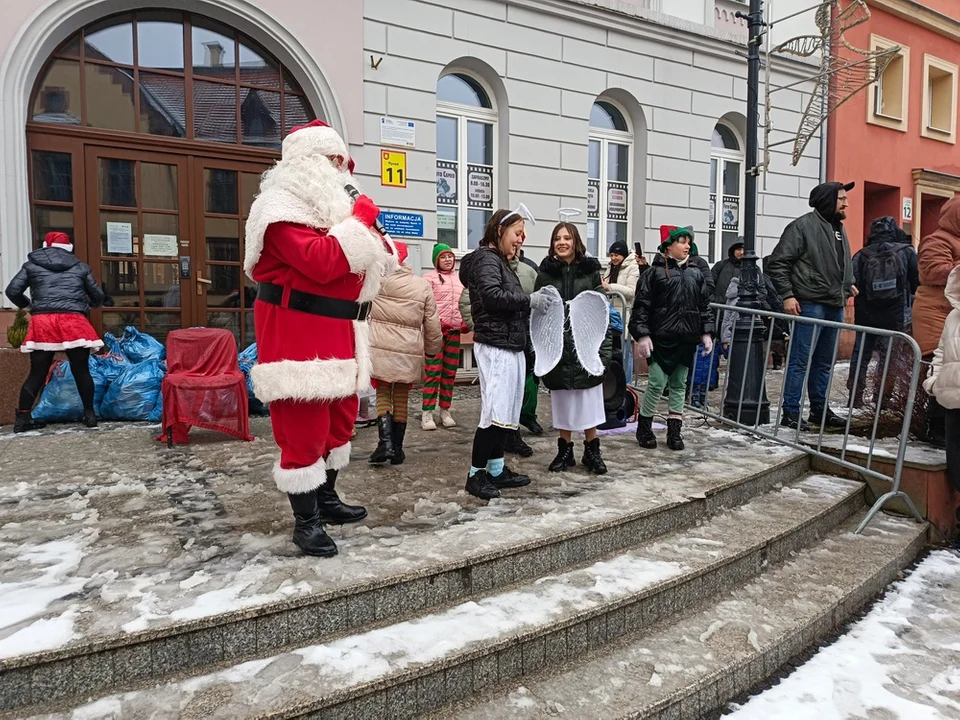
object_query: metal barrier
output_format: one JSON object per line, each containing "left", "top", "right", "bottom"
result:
{"left": 686, "top": 302, "right": 925, "bottom": 534}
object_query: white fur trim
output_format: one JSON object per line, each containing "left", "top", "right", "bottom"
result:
{"left": 281, "top": 125, "right": 348, "bottom": 162}
{"left": 354, "top": 321, "right": 372, "bottom": 393}
{"left": 251, "top": 358, "right": 358, "bottom": 403}
{"left": 21, "top": 338, "right": 103, "bottom": 353}
{"left": 326, "top": 442, "right": 352, "bottom": 471}
{"left": 47, "top": 242, "right": 74, "bottom": 251}
{"left": 274, "top": 456, "right": 326, "bottom": 494}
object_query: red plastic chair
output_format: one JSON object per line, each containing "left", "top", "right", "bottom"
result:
{"left": 159, "top": 328, "right": 254, "bottom": 446}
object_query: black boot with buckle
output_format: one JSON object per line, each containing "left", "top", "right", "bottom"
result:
{"left": 581, "top": 438, "right": 608, "bottom": 475}
{"left": 287, "top": 491, "right": 338, "bottom": 557}
{"left": 316, "top": 469, "right": 367, "bottom": 524}
{"left": 369, "top": 412, "right": 395, "bottom": 464}
{"left": 548, "top": 438, "right": 575, "bottom": 472}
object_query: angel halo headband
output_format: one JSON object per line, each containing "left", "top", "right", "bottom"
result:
{"left": 499, "top": 202, "right": 536, "bottom": 226}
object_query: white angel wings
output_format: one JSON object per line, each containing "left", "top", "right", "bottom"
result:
{"left": 529, "top": 287, "right": 609, "bottom": 378}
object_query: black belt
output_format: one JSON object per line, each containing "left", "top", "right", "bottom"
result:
{"left": 257, "top": 283, "right": 371, "bottom": 321}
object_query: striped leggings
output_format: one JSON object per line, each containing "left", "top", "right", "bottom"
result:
{"left": 422, "top": 329, "right": 461, "bottom": 412}
{"left": 376, "top": 382, "right": 411, "bottom": 423}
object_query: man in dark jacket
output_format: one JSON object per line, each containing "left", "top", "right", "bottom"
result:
{"left": 847, "top": 216, "right": 919, "bottom": 406}
{"left": 767, "top": 181, "right": 857, "bottom": 430}
{"left": 711, "top": 238, "right": 744, "bottom": 305}
{"left": 768, "top": 182, "right": 857, "bottom": 430}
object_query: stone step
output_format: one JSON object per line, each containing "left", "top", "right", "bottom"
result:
{"left": 434, "top": 512, "right": 927, "bottom": 720}
{"left": 0, "top": 449, "right": 809, "bottom": 715}
{"left": 12, "top": 473, "right": 871, "bottom": 719}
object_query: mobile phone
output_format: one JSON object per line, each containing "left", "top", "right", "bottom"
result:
{"left": 634, "top": 242, "right": 643, "bottom": 256}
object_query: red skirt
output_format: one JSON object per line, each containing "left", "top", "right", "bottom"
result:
{"left": 22, "top": 313, "right": 104, "bottom": 353}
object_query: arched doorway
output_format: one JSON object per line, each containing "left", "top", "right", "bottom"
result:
{"left": 26, "top": 10, "right": 318, "bottom": 347}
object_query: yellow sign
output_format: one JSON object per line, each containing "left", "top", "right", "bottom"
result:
{"left": 380, "top": 150, "right": 407, "bottom": 188}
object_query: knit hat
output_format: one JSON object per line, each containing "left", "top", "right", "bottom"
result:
{"left": 608, "top": 241, "right": 629, "bottom": 257}
{"left": 433, "top": 242, "right": 455, "bottom": 267}
{"left": 658, "top": 225, "right": 693, "bottom": 253}
{"left": 44, "top": 231, "right": 73, "bottom": 252}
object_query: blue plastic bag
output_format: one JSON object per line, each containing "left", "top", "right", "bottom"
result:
{"left": 238, "top": 343, "right": 268, "bottom": 415}
{"left": 32, "top": 353, "right": 127, "bottom": 423}
{"left": 99, "top": 359, "right": 165, "bottom": 421}
{"left": 116, "top": 326, "right": 165, "bottom": 363}
{"left": 608, "top": 306, "right": 624, "bottom": 334}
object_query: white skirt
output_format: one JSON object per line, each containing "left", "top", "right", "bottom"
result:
{"left": 550, "top": 385, "right": 606, "bottom": 432}
{"left": 474, "top": 342, "right": 525, "bottom": 430}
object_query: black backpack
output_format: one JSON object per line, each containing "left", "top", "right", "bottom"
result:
{"left": 858, "top": 243, "right": 905, "bottom": 309}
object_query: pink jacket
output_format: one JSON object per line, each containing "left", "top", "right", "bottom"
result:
{"left": 424, "top": 268, "right": 464, "bottom": 331}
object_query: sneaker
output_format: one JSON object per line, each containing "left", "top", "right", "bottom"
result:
{"left": 808, "top": 407, "right": 847, "bottom": 429}
{"left": 490, "top": 466, "right": 531, "bottom": 489}
{"left": 780, "top": 411, "right": 809, "bottom": 432}
{"left": 421, "top": 412, "right": 437, "bottom": 431}
{"left": 438, "top": 409, "right": 457, "bottom": 428}
{"left": 465, "top": 470, "right": 501, "bottom": 500}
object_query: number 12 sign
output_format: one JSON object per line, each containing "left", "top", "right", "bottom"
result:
{"left": 381, "top": 150, "right": 407, "bottom": 188}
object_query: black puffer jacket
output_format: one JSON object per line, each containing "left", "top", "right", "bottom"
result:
{"left": 711, "top": 244, "right": 743, "bottom": 304}
{"left": 5, "top": 248, "right": 105, "bottom": 315}
{"left": 534, "top": 255, "right": 613, "bottom": 391}
{"left": 459, "top": 246, "right": 530, "bottom": 352}
{"left": 629, "top": 254, "right": 715, "bottom": 343}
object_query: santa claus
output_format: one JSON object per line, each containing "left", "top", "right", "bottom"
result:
{"left": 244, "top": 119, "right": 397, "bottom": 558}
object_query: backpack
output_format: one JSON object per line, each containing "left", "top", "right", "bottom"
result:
{"left": 858, "top": 243, "right": 905, "bottom": 309}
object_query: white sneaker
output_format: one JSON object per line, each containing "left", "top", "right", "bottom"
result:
{"left": 439, "top": 409, "right": 457, "bottom": 428}
{"left": 421, "top": 412, "right": 437, "bottom": 431}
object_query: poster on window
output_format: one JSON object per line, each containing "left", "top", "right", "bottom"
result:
{"left": 587, "top": 180, "right": 600, "bottom": 218}
{"left": 466, "top": 165, "right": 493, "bottom": 209}
{"left": 106, "top": 222, "right": 133, "bottom": 255}
{"left": 607, "top": 183, "right": 628, "bottom": 221}
{"left": 722, "top": 195, "right": 739, "bottom": 231}
{"left": 436, "top": 161, "right": 457, "bottom": 206}
{"left": 709, "top": 194, "right": 717, "bottom": 229}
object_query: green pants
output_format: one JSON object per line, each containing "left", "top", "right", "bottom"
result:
{"left": 520, "top": 374, "right": 538, "bottom": 423}
{"left": 640, "top": 362, "right": 688, "bottom": 417}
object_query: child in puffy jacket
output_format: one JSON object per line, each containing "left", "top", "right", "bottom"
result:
{"left": 421, "top": 243, "right": 465, "bottom": 431}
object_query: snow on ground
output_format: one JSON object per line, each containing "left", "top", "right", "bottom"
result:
{"left": 726, "top": 549, "right": 960, "bottom": 720}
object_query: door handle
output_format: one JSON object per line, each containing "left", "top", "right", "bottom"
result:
{"left": 197, "top": 273, "right": 213, "bottom": 285}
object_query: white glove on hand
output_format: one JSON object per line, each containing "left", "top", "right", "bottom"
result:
{"left": 530, "top": 290, "right": 560, "bottom": 312}
{"left": 702, "top": 334, "right": 714, "bottom": 356}
{"left": 637, "top": 336, "right": 654, "bottom": 359}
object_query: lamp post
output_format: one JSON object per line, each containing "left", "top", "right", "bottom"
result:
{"left": 724, "top": 0, "right": 770, "bottom": 426}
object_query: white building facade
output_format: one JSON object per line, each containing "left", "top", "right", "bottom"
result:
{"left": 0, "top": 0, "right": 821, "bottom": 344}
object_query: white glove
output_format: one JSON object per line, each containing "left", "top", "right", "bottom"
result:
{"left": 530, "top": 290, "right": 560, "bottom": 312}
{"left": 702, "top": 334, "right": 714, "bottom": 356}
{"left": 637, "top": 336, "right": 654, "bottom": 359}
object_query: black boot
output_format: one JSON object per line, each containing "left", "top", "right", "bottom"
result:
{"left": 548, "top": 438, "right": 575, "bottom": 472}
{"left": 581, "top": 438, "right": 608, "bottom": 475}
{"left": 636, "top": 415, "right": 657, "bottom": 449}
{"left": 83, "top": 408, "right": 98, "bottom": 428}
{"left": 465, "top": 470, "right": 501, "bottom": 500}
{"left": 13, "top": 410, "right": 45, "bottom": 434}
{"left": 666, "top": 418, "right": 685, "bottom": 451}
{"left": 287, "top": 491, "right": 338, "bottom": 557}
{"left": 390, "top": 421, "right": 407, "bottom": 465}
{"left": 808, "top": 406, "right": 847, "bottom": 430}
{"left": 316, "top": 469, "right": 367, "bottom": 524}
{"left": 505, "top": 429, "right": 534, "bottom": 457}
{"left": 369, "top": 413, "right": 395, "bottom": 464}
{"left": 521, "top": 418, "right": 544, "bottom": 435}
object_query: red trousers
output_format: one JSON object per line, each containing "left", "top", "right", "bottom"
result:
{"left": 269, "top": 395, "right": 358, "bottom": 494}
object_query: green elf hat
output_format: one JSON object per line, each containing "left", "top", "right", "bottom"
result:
{"left": 432, "top": 242, "right": 455, "bottom": 267}
{"left": 658, "top": 225, "right": 694, "bottom": 253}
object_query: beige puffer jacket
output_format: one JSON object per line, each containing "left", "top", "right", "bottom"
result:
{"left": 370, "top": 264, "right": 443, "bottom": 384}
{"left": 924, "top": 265, "right": 960, "bottom": 409}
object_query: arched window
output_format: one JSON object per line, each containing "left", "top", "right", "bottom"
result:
{"left": 26, "top": 11, "right": 318, "bottom": 347}
{"left": 436, "top": 72, "right": 497, "bottom": 250}
{"left": 587, "top": 100, "right": 632, "bottom": 258}
{"left": 709, "top": 121, "right": 744, "bottom": 262}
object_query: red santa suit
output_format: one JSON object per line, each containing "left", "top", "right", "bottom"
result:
{"left": 244, "top": 121, "right": 397, "bottom": 496}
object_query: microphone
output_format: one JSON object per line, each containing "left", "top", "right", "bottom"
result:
{"left": 344, "top": 184, "right": 389, "bottom": 238}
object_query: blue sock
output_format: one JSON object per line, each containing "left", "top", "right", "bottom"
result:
{"left": 469, "top": 466, "right": 483, "bottom": 477}
{"left": 487, "top": 458, "right": 504, "bottom": 477}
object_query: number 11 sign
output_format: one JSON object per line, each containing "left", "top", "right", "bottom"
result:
{"left": 381, "top": 150, "right": 407, "bottom": 188}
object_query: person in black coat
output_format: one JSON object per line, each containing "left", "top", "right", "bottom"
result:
{"left": 629, "top": 225, "right": 715, "bottom": 451}
{"left": 459, "top": 208, "right": 554, "bottom": 500}
{"left": 5, "top": 232, "right": 109, "bottom": 432}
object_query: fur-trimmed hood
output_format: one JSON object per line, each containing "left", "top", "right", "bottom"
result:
{"left": 538, "top": 255, "right": 602, "bottom": 278}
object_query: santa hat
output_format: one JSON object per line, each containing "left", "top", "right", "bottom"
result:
{"left": 281, "top": 119, "right": 353, "bottom": 172}
{"left": 395, "top": 241, "right": 409, "bottom": 265}
{"left": 658, "top": 225, "right": 692, "bottom": 252}
{"left": 44, "top": 231, "right": 73, "bottom": 252}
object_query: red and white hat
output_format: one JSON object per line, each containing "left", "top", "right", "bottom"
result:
{"left": 44, "top": 231, "right": 73, "bottom": 252}
{"left": 281, "top": 119, "right": 354, "bottom": 172}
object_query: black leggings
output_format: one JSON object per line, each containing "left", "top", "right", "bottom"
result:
{"left": 19, "top": 349, "right": 94, "bottom": 413}
{"left": 471, "top": 425, "right": 505, "bottom": 469}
